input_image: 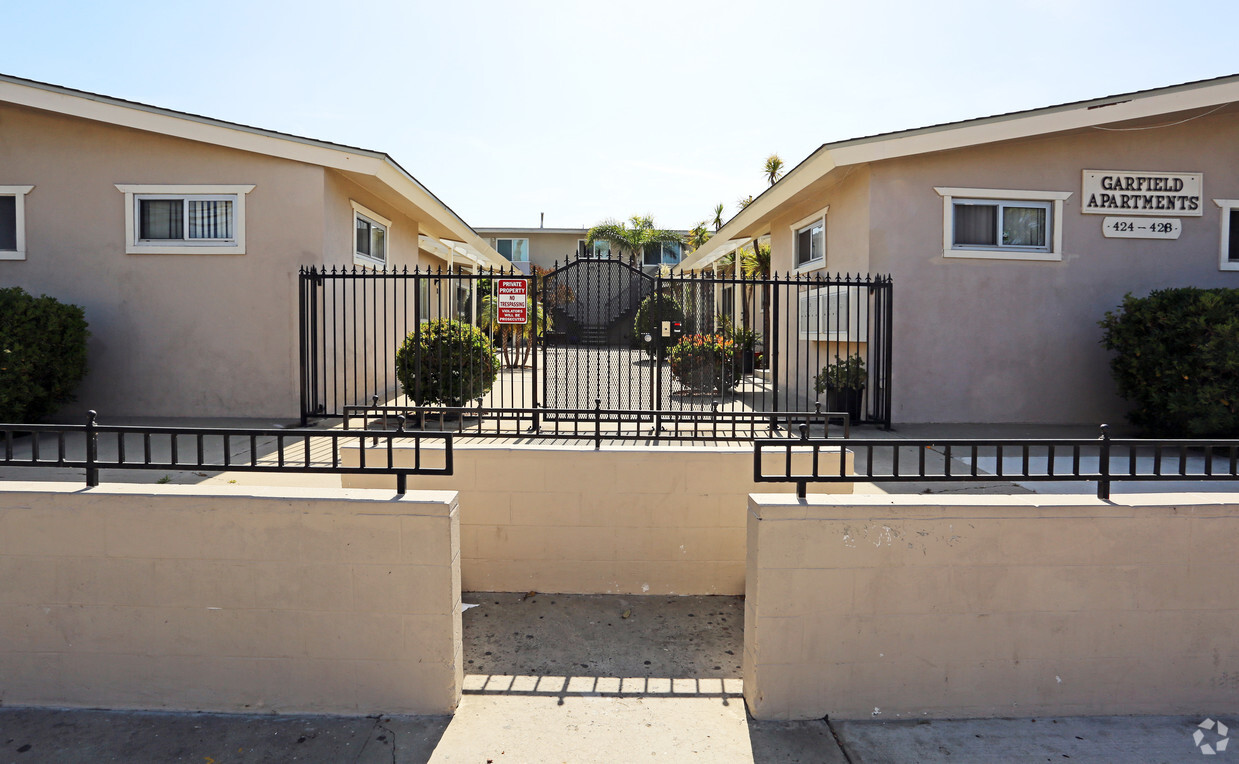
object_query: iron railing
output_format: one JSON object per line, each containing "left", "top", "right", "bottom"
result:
{"left": 344, "top": 399, "right": 849, "bottom": 449}
{"left": 1, "top": 411, "right": 452, "bottom": 493}
{"left": 299, "top": 261, "right": 893, "bottom": 430}
{"left": 755, "top": 424, "right": 1239, "bottom": 499}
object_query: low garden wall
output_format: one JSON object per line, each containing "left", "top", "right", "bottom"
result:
{"left": 0, "top": 482, "right": 461, "bottom": 715}
{"left": 744, "top": 492, "right": 1239, "bottom": 720}
{"left": 344, "top": 443, "right": 852, "bottom": 596}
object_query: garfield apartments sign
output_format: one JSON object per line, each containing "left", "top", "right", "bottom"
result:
{"left": 1082, "top": 170, "right": 1203, "bottom": 215}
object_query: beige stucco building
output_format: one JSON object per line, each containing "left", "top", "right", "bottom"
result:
{"left": 475, "top": 226, "right": 687, "bottom": 274}
{"left": 0, "top": 74, "right": 507, "bottom": 420}
{"left": 680, "top": 75, "right": 1239, "bottom": 424}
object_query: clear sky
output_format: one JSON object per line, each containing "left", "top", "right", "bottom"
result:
{"left": 5, "top": 1, "right": 1237, "bottom": 231}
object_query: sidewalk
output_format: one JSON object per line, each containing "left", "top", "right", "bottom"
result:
{"left": 0, "top": 594, "right": 1220, "bottom": 763}
{"left": 0, "top": 705, "right": 1212, "bottom": 762}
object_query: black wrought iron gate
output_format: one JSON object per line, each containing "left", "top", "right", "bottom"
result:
{"left": 299, "top": 260, "right": 893, "bottom": 429}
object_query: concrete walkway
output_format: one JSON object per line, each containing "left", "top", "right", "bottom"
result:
{"left": 0, "top": 594, "right": 1222, "bottom": 762}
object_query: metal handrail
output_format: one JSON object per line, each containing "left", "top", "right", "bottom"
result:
{"left": 345, "top": 402, "right": 850, "bottom": 448}
{"left": 755, "top": 424, "right": 1239, "bottom": 499}
{"left": 1, "top": 411, "right": 453, "bottom": 494}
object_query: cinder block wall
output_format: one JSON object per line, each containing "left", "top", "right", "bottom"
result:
{"left": 0, "top": 483, "right": 462, "bottom": 715}
{"left": 345, "top": 443, "right": 850, "bottom": 596}
{"left": 744, "top": 493, "right": 1239, "bottom": 720}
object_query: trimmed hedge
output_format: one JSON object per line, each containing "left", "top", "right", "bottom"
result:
{"left": 0, "top": 287, "right": 89, "bottom": 423}
{"left": 396, "top": 319, "right": 498, "bottom": 407}
{"left": 1099, "top": 287, "right": 1239, "bottom": 436}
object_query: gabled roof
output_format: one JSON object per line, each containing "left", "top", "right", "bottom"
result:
{"left": 0, "top": 73, "right": 507, "bottom": 268}
{"left": 679, "top": 73, "right": 1239, "bottom": 271}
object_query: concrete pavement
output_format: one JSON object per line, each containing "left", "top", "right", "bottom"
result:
{"left": 2, "top": 593, "right": 1224, "bottom": 762}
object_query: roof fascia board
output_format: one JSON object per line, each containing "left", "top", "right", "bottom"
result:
{"left": 679, "top": 77, "right": 1239, "bottom": 272}
{"left": 828, "top": 81, "right": 1239, "bottom": 166}
{"left": 0, "top": 79, "right": 379, "bottom": 172}
{"left": 678, "top": 152, "right": 837, "bottom": 271}
{"left": 0, "top": 76, "right": 502, "bottom": 264}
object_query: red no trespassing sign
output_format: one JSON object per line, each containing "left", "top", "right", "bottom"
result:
{"left": 496, "top": 279, "right": 527, "bottom": 324}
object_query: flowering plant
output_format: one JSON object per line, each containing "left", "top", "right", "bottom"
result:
{"left": 669, "top": 333, "right": 742, "bottom": 392}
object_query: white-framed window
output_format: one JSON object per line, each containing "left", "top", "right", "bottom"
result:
{"left": 791, "top": 207, "right": 827, "bottom": 270}
{"left": 1214, "top": 199, "right": 1239, "bottom": 271}
{"left": 644, "top": 241, "right": 682, "bottom": 266}
{"left": 494, "top": 237, "right": 529, "bottom": 263}
{"left": 0, "top": 185, "right": 34, "bottom": 261}
{"left": 352, "top": 201, "right": 390, "bottom": 267}
{"left": 934, "top": 187, "right": 1071, "bottom": 261}
{"left": 115, "top": 184, "right": 253, "bottom": 255}
{"left": 578, "top": 239, "right": 610, "bottom": 258}
{"left": 798, "top": 285, "right": 869, "bottom": 342}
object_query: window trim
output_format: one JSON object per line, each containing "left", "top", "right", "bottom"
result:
{"left": 495, "top": 236, "right": 530, "bottom": 263}
{"left": 116, "top": 184, "right": 254, "bottom": 255}
{"left": 0, "top": 185, "right": 34, "bottom": 261}
{"left": 1214, "top": 199, "right": 1239, "bottom": 272}
{"left": 935, "top": 187, "right": 1071, "bottom": 262}
{"left": 643, "top": 240, "right": 683, "bottom": 267}
{"left": 791, "top": 206, "right": 828, "bottom": 272}
{"left": 578, "top": 239, "right": 610, "bottom": 259}
{"left": 352, "top": 201, "right": 392, "bottom": 267}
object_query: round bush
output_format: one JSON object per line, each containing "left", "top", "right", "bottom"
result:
{"left": 396, "top": 319, "right": 498, "bottom": 407}
{"left": 0, "top": 287, "right": 89, "bottom": 423}
{"left": 668, "top": 334, "right": 741, "bottom": 393}
{"left": 1099, "top": 287, "right": 1239, "bottom": 436}
{"left": 632, "top": 294, "right": 684, "bottom": 358}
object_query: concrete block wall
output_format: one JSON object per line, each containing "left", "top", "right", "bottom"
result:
{"left": 0, "top": 483, "right": 462, "bottom": 715}
{"left": 345, "top": 443, "right": 851, "bottom": 596}
{"left": 744, "top": 493, "right": 1239, "bottom": 720}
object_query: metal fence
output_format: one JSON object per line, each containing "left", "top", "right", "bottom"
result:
{"left": 755, "top": 424, "right": 1239, "bottom": 499}
{"left": 299, "top": 260, "right": 893, "bottom": 433}
{"left": 1, "top": 411, "right": 453, "bottom": 493}
{"left": 344, "top": 399, "right": 850, "bottom": 449}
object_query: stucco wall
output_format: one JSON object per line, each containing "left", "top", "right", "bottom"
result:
{"left": 744, "top": 492, "right": 1239, "bottom": 720}
{"left": 322, "top": 170, "right": 424, "bottom": 270}
{"left": 343, "top": 443, "right": 850, "bottom": 595}
{"left": 0, "top": 482, "right": 462, "bottom": 715}
{"left": 0, "top": 102, "right": 331, "bottom": 419}
{"left": 867, "top": 109, "right": 1239, "bottom": 423}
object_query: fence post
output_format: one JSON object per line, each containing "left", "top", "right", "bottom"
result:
{"left": 594, "top": 398, "right": 602, "bottom": 451}
{"left": 85, "top": 410, "right": 99, "bottom": 488}
{"left": 298, "top": 268, "right": 309, "bottom": 426}
{"left": 530, "top": 270, "right": 541, "bottom": 432}
{"left": 1097, "top": 423, "right": 1111, "bottom": 500}
{"left": 796, "top": 422, "right": 808, "bottom": 500}
{"left": 770, "top": 276, "right": 781, "bottom": 429}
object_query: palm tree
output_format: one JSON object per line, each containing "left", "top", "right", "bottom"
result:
{"left": 740, "top": 241, "right": 771, "bottom": 278}
{"left": 713, "top": 203, "right": 725, "bottom": 231}
{"left": 737, "top": 195, "right": 754, "bottom": 211}
{"left": 586, "top": 215, "right": 685, "bottom": 267}
{"left": 764, "top": 154, "right": 785, "bottom": 186}
{"left": 688, "top": 222, "right": 711, "bottom": 251}
{"left": 739, "top": 241, "right": 772, "bottom": 353}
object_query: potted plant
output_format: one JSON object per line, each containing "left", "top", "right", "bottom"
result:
{"left": 717, "top": 314, "right": 760, "bottom": 373}
{"left": 814, "top": 354, "right": 867, "bottom": 421}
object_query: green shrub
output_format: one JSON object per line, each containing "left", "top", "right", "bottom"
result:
{"left": 395, "top": 319, "right": 498, "bottom": 407}
{"left": 813, "top": 355, "right": 867, "bottom": 394}
{"left": 668, "top": 333, "right": 741, "bottom": 392}
{"left": 1099, "top": 287, "right": 1239, "bottom": 436}
{"left": 632, "top": 294, "right": 684, "bottom": 358}
{"left": 0, "top": 287, "right": 89, "bottom": 422}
